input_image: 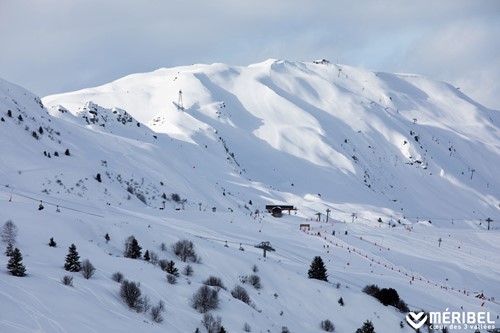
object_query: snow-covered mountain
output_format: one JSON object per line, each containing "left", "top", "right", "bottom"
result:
{"left": 1, "top": 59, "right": 499, "bottom": 333}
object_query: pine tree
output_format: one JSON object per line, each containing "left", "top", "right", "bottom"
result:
{"left": 355, "top": 320, "right": 375, "bottom": 333}
{"left": 64, "top": 244, "right": 81, "bottom": 272}
{"left": 165, "top": 260, "right": 179, "bottom": 277}
{"left": 5, "top": 242, "right": 14, "bottom": 256}
{"left": 105, "top": 233, "right": 110, "bottom": 243}
{"left": 308, "top": 256, "right": 328, "bottom": 281}
{"left": 338, "top": 297, "right": 344, "bottom": 306}
{"left": 49, "top": 237, "right": 57, "bottom": 247}
{"left": 7, "top": 248, "right": 26, "bottom": 277}
{"left": 218, "top": 326, "right": 227, "bottom": 333}
{"left": 124, "top": 236, "right": 142, "bottom": 259}
{"left": 144, "top": 250, "right": 150, "bottom": 261}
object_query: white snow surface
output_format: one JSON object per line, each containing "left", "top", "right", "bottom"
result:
{"left": 0, "top": 59, "right": 498, "bottom": 332}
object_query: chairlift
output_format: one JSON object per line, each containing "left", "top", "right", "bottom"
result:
{"left": 38, "top": 200, "right": 44, "bottom": 210}
{"left": 255, "top": 241, "right": 275, "bottom": 257}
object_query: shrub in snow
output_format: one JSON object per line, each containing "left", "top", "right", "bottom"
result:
{"left": 231, "top": 285, "right": 251, "bottom": 305}
{"left": 124, "top": 235, "right": 142, "bottom": 259}
{"left": 64, "top": 148, "right": 70, "bottom": 156}
{"left": 362, "top": 284, "right": 380, "bottom": 296}
{"left": 166, "top": 273, "right": 177, "bottom": 284}
{"left": 104, "top": 233, "right": 110, "bottom": 243}
{"left": 281, "top": 327, "right": 290, "bottom": 333}
{"left": 248, "top": 274, "right": 262, "bottom": 290}
{"left": 1, "top": 220, "right": 18, "bottom": 245}
{"left": 142, "top": 295, "right": 151, "bottom": 313}
{"left": 355, "top": 320, "right": 375, "bottom": 333}
{"left": 201, "top": 313, "right": 222, "bottom": 333}
{"left": 143, "top": 250, "right": 150, "bottom": 261}
{"left": 252, "top": 264, "right": 258, "bottom": 273}
{"left": 149, "top": 251, "right": 159, "bottom": 266}
{"left": 112, "top": 271, "right": 124, "bottom": 283}
{"left": 120, "top": 280, "right": 143, "bottom": 312}
{"left": 363, "top": 284, "right": 408, "bottom": 312}
{"left": 150, "top": 303, "right": 164, "bottom": 323}
{"left": 338, "top": 297, "right": 344, "bottom": 306}
{"left": 95, "top": 173, "right": 102, "bottom": 182}
{"left": 183, "top": 264, "right": 193, "bottom": 276}
{"left": 321, "top": 319, "right": 335, "bottom": 332}
{"left": 172, "top": 239, "right": 197, "bottom": 262}
{"left": 64, "top": 244, "right": 81, "bottom": 272}
{"left": 7, "top": 248, "right": 26, "bottom": 277}
{"left": 203, "top": 276, "right": 226, "bottom": 291}
{"left": 308, "top": 256, "right": 328, "bottom": 281}
{"left": 170, "top": 193, "right": 181, "bottom": 203}
{"left": 243, "top": 322, "right": 252, "bottom": 332}
{"left": 81, "top": 259, "right": 95, "bottom": 279}
{"left": 191, "top": 285, "right": 219, "bottom": 313}
{"left": 48, "top": 237, "right": 57, "bottom": 247}
{"left": 159, "top": 259, "right": 169, "bottom": 271}
{"left": 61, "top": 275, "right": 74, "bottom": 286}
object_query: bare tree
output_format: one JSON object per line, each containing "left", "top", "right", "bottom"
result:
{"left": 1, "top": 220, "right": 18, "bottom": 245}
{"left": 120, "top": 280, "right": 144, "bottom": 312}
{"left": 172, "top": 239, "right": 197, "bottom": 262}
{"left": 201, "top": 313, "right": 222, "bottom": 333}
{"left": 191, "top": 285, "right": 219, "bottom": 313}
{"left": 203, "top": 276, "right": 226, "bottom": 292}
{"left": 81, "top": 259, "right": 95, "bottom": 279}
{"left": 231, "top": 285, "right": 251, "bottom": 305}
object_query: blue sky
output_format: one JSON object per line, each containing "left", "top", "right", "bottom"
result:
{"left": 1, "top": 0, "right": 499, "bottom": 109}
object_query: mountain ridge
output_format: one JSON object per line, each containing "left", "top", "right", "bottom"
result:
{"left": 41, "top": 59, "right": 500, "bottom": 223}
{"left": 1, "top": 60, "right": 499, "bottom": 333}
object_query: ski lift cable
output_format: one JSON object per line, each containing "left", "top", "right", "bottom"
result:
{"left": 2, "top": 184, "right": 104, "bottom": 218}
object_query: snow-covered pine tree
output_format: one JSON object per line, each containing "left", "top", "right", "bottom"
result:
{"left": 124, "top": 236, "right": 142, "bottom": 259}
{"left": 7, "top": 248, "right": 26, "bottom": 277}
{"left": 308, "top": 256, "right": 328, "bottom": 281}
{"left": 64, "top": 244, "right": 81, "bottom": 272}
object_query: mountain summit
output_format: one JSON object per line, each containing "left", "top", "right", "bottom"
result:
{"left": 42, "top": 59, "right": 500, "bottom": 222}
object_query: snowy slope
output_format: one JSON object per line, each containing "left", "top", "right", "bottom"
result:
{"left": 0, "top": 60, "right": 499, "bottom": 333}
{"left": 43, "top": 59, "right": 500, "bottom": 223}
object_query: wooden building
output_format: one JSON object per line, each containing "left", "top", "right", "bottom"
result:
{"left": 265, "top": 205, "right": 296, "bottom": 217}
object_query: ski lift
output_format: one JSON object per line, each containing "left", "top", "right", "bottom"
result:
{"left": 38, "top": 200, "right": 44, "bottom": 210}
{"left": 255, "top": 241, "right": 275, "bottom": 258}
{"left": 224, "top": 241, "right": 229, "bottom": 248}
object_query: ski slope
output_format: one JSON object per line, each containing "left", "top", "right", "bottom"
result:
{"left": 0, "top": 59, "right": 499, "bottom": 332}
